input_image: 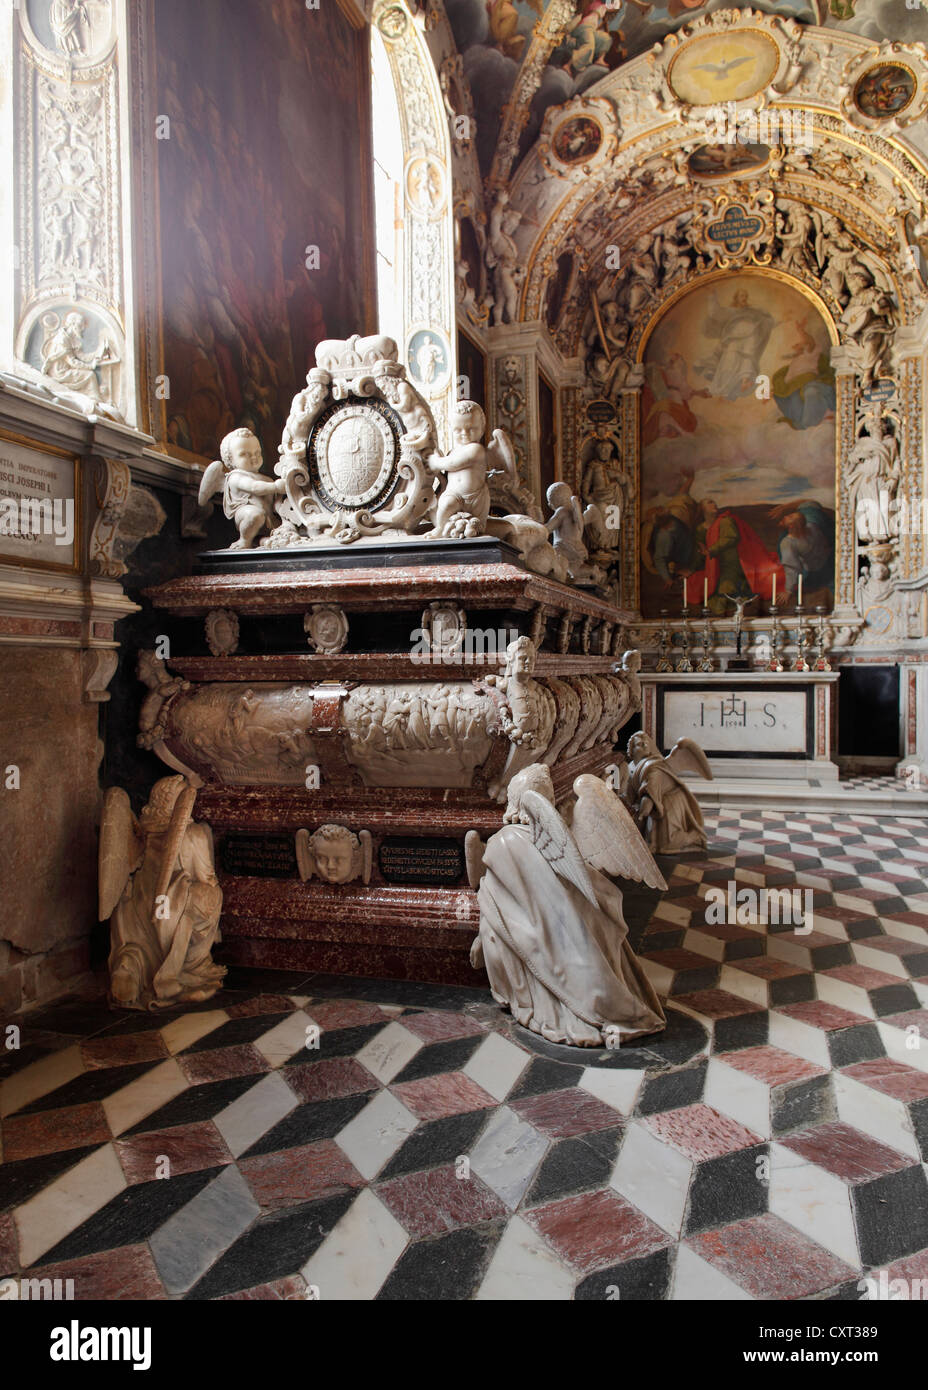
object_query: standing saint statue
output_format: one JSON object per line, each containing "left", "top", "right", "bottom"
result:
{"left": 99, "top": 776, "right": 226, "bottom": 1010}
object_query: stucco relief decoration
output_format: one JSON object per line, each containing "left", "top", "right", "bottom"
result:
{"left": 538, "top": 96, "right": 620, "bottom": 182}
{"left": 839, "top": 43, "right": 928, "bottom": 135}
{"left": 694, "top": 190, "right": 775, "bottom": 269}
{"left": 650, "top": 12, "right": 809, "bottom": 120}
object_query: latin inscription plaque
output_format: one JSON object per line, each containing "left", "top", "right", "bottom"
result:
{"left": 378, "top": 837, "right": 465, "bottom": 885}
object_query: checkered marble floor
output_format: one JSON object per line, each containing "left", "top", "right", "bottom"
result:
{"left": 2, "top": 807, "right": 928, "bottom": 1301}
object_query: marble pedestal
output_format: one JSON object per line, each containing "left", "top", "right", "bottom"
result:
{"left": 144, "top": 543, "right": 637, "bottom": 984}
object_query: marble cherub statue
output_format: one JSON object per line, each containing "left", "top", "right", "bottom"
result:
{"left": 295, "top": 823, "right": 373, "bottom": 885}
{"left": 545, "top": 482, "right": 609, "bottom": 586}
{"left": 99, "top": 776, "right": 226, "bottom": 1010}
{"left": 198, "top": 427, "right": 286, "bottom": 549}
{"left": 426, "top": 401, "right": 514, "bottom": 539}
{"left": 621, "top": 732, "right": 712, "bottom": 854}
{"left": 466, "top": 764, "right": 667, "bottom": 1047}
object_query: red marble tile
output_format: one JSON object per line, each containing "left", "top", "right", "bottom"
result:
{"left": 179, "top": 1043, "right": 270, "bottom": 1085}
{"left": 304, "top": 999, "right": 394, "bottom": 1031}
{"left": 390, "top": 1072, "right": 496, "bottom": 1121}
{"left": 781, "top": 1122, "right": 913, "bottom": 1183}
{"left": 855, "top": 936, "right": 927, "bottom": 959}
{"left": 686, "top": 1213, "right": 856, "bottom": 1298}
{"left": 881, "top": 1008, "right": 928, "bottom": 1038}
{"left": 239, "top": 1140, "right": 364, "bottom": 1207}
{"left": 673, "top": 989, "right": 764, "bottom": 1019}
{"left": 114, "top": 1121, "right": 232, "bottom": 1184}
{"left": 510, "top": 1088, "right": 623, "bottom": 1138}
{"left": 527, "top": 1189, "right": 670, "bottom": 1275}
{"left": 80, "top": 1032, "right": 169, "bottom": 1070}
{"left": 0, "top": 1211, "right": 19, "bottom": 1273}
{"left": 719, "top": 1045, "right": 825, "bottom": 1087}
{"left": 24, "top": 1244, "right": 166, "bottom": 1300}
{"left": 775, "top": 1000, "right": 870, "bottom": 1030}
{"left": 842, "top": 1059, "right": 928, "bottom": 1102}
{"left": 641, "top": 948, "right": 716, "bottom": 970}
{"left": 398, "top": 1010, "right": 486, "bottom": 1043}
{"left": 2, "top": 1102, "right": 110, "bottom": 1161}
{"left": 821, "top": 963, "right": 901, "bottom": 989}
{"left": 882, "top": 1249, "right": 928, "bottom": 1284}
{"left": 225, "top": 994, "right": 303, "bottom": 1019}
{"left": 285, "top": 1057, "right": 379, "bottom": 1104}
{"left": 884, "top": 911, "right": 928, "bottom": 932}
{"left": 221, "top": 1275, "right": 308, "bottom": 1300}
{"left": 376, "top": 1164, "right": 506, "bottom": 1238}
{"left": 643, "top": 1104, "right": 762, "bottom": 1161}
{"left": 731, "top": 957, "right": 808, "bottom": 981}
{"left": 816, "top": 906, "right": 876, "bottom": 926}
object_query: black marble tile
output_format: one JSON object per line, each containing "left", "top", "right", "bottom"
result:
{"left": 524, "top": 1136, "right": 614, "bottom": 1207}
{"left": 32, "top": 1168, "right": 225, "bottom": 1268}
{"left": 391, "top": 1034, "right": 484, "bottom": 1084}
{"left": 768, "top": 972, "right": 817, "bottom": 1008}
{"left": 306, "top": 974, "right": 491, "bottom": 1011}
{"left": 15, "top": 1060, "right": 160, "bottom": 1117}
{"left": 238, "top": 1094, "right": 370, "bottom": 1159}
{"left": 182, "top": 1012, "right": 292, "bottom": 1054}
{"left": 637, "top": 1061, "right": 707, "bottom": 1116}
{"left": 122, "top": 1075, "right": 260, "bottom": 1135}
{"left": 185, "top": 1193, "right": 355, "bottom": 1300}
{"left": 771, "top": 1073, "right": 836, "bottom": 1136}
{"left": 18, "top": 1000, "right": 126, "bottom": 1038}
{"left": 509, "top": 1057, "right": 584, "bottom": 1100}
{"left": 580, "top": 1125, "right": 624, "bottom": 1165}
{"left": 714, "top": 1010, "right": 769, "bottom": 1053}
{"left": 871, "top": 983, "right": 920, "bottom": 1018}
{"left": 376, "top": 1225, "right": 501, "bottom": 1300}
{"left": 283, "top": 1022, "right": 388, "bottom": 1064}
{"left": 684, "top": 1145, "right": 769, "bottom": 1236}
{"left": 377, "top": 1110, "right": 491, "bottom": 1182}
{"left": 575, "top": 1247, "right": 671, "bottom": 1301}
{"left": 911, "top": 1096, "right": 928, "bottom": 1164}
{"left": 827, "top": 1023, "right": 885, "bottom": 1069}
{"left": 0, "top": 1144, "right": 101, "bottom": 1215}
{"left": 852, "top": 1166, "right": 928, "bottom": 1269}
{"left": 0, "top": 1044, "right": 57, "bottom": 1081}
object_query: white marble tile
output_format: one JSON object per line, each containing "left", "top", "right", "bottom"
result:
{"left": 851, "top": 943, "right": 908, "bottom": 980}
{"left": 769, "top": 1142, "right": 859, "bottom": 1269}
{"left": 579, "top": 1067, "right": 645, "bottom": 1116}
{"left": 671, "top": 1243, "right": 753, "bottom": 1301}
{"left": 768, "top": 1010, "right": 831, "bottom": 1070}
{"left": 14, "top": 1143, "right": 126, "bottom": 1267}
{"left": 102, "top": 1058, "right": 189, "bottom": 1137}
{"left": 683, "top": 929, "right": 727, "bottom": 962}
{"left": 354, "top": 1022, "right": 422, "bottom": 1085}
{"left": 639, "top": 958, "right": 673, "bottom": 996}
{"left": 880, "top": 916, "right": 928, "bottom": 946}
{"left": 704, "top": 1057, "right": 770, "bottom": 1138}
{"left": 610, "top": 1122, "right": 692, "bottom": 1238}
{"left": 300, "top": 1188, "right": 409, "bottom": 1299}
{"left": 159, "top": 1009, "right": 228, "bottom": 1056}
{"left": 469, "top": 1106, "right": 548, "bottom": 1210}
{"left": 462, "top": 1032, "right": 530, "bottom": 1102}
{"left": 253, "top": 1010, "right": 313, "bottom": 1068}
{"left": 719, "top": 964, "right": 771, "bottom": 1008}
{"left": 876, "top": 1020, "right": 928, "bottom": 1074}
{"left": 833, "top": 1071, "right": 919, "bottom": 1161}
{"left": 816, "top": 972, "right": 877, "bottom": 1020}
{"left": 213, "top": 1071, "right": 298, "bottom": 1159}
{"left": 0, "top": 1045, "right": 83, "bottom": 1119}
{"left": 149, "top": 1165, "right": 260, "bottom": 1294}
{"left": 335, "top": 1089, "right": 420, "bottom": 1181}
{"left": 475, "top": 1215, "right": 575, "bottom": 1300}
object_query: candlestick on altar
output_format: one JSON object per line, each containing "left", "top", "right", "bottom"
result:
{"left": 797, "top": 574, "right": 803, "bottom": 607}
{"left": 792, "top": 604, "right": 810, "bottom": 672}
{"left": 697, "top": 606, "right": 714, "bottom": 671}
{"left": 771, "top": 572, "right": 777, "bottom": 609}
{"left": 703, "top": 576, "right": 708, "bottom": 607}
{"left": 813, "top": 606, "right": 832, "bottom": 672}
{"left": 656, "top": 610, "right": 674, "bottom": 673}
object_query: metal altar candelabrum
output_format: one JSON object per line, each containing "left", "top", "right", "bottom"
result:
{"left": 792, "top": 604, "right": 811, "bottom": 672}
{"left": 697, "top": 606, "right": 714, "bottom": 671}
{"left": 766, "top": 603, "right": 785, "bottom": 672}
{"left": 655, "top": 611, "right": 674, "bottom": 672}
{"left": 676, "top": 602, "right": 694, "bottom": 672}
{"left": 813, "top": 606, "right": 832, "bottom": 671}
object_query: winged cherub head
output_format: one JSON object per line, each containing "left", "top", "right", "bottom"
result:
{"left": 308, "top": 823, "right": 362, "bottom": 884}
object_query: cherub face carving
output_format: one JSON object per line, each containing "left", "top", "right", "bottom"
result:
{"left": 309, "top": 825, "right": 359, "bottom": 883}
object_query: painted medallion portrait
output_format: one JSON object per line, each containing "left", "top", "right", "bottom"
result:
{"left": 552, "top": 115, "right": 603, "bottom": 165}
{"left": 853, "top": 63, "right": 916, "bottom": 120}
{"left": 639, "top": 274, "right": 836, "bottom": 618}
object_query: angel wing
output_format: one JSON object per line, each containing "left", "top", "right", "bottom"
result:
{"left": 465, "top": 829, "right": 486, "bottom": 890}
{"left": 359, "top": 830, "right": 373, "bottom": 885}
{"left": 520, "top": 789, "right": 598, "bottom": 908}
{"left": 664, "top": 738, "right": 713, "bottom": 782}
{"left": 197, "top": 458, "right": 226, "bottom": 507}
{"left": 98, "top": 787, "right": 143, "bottom": 921}
{"left": 486, "top": 428, "right": 517, "bottom": 484}
{"left": 583, "top": 502, "right": 611, "bottom": 550}
{"left": 295, "top": 828, "right": 315, "bottom": 882}
{"left": 570, "top": 493, "right": 584, "bottom": 530}
{"left": 570, "top": 775, "right": 667, "bottom": 890}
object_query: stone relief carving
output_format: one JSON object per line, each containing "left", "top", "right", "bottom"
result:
{"left": 420, "top": 601, "right": 466, "bottom": 659}
{"left": 89, "top": 459, "right": 165, "bottom": 580}
{"left": 295, "top": 824, "right": 373, "bottom": 885}
{"left": 304, "top": 604, "right": 349, "bottom": 656}
{"left": 205, "top": 609, "right": 240, "bottom": 658}
{"left": 342, "top": 681, "right": 495, "bottom": 788}
{"left": 38, "top": 310, "right": 122, "bottom": 419}
{"left": 99, "top": 776, "right": 225, "bottom": 1011}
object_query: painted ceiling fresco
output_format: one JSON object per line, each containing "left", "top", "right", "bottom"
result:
{"left": 443, "top": 0, "right": 928, "bottom": 177}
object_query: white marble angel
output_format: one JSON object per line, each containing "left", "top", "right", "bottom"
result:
{"left": 426, "top": 401, "right": 513, "bottom": 539}
{"left": 99, "top": 776, "right": 226, "bottom": 1010}
{"left": 295, "top": 824, "right": 372, "bottom": 885}
{"left": 198, "top": 427, "right": 286, "bottom": 549}
{"left": 466, "top": 764, "right": 666, "bottom": 1048}
{"left": 621, "top": 732, "right": 712, "bottom": 854}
